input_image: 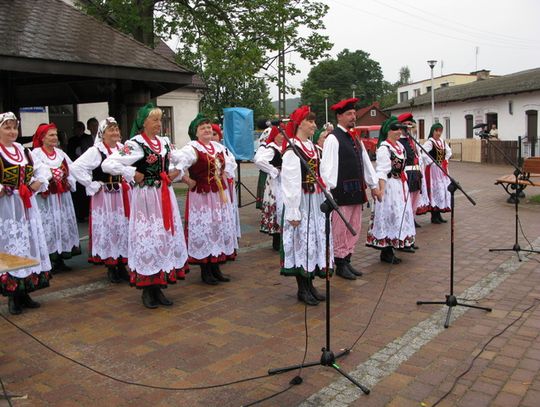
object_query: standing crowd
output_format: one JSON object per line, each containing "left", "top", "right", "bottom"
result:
{"left": 0, "top": 98, "right": 451, "bottom": 314}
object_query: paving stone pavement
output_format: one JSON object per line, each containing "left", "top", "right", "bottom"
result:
{"left": 1, "top": 161, "right": 540, "bottom": 407}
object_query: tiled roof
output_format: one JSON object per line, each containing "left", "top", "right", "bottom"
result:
{"left": 0, "top": 0, "right": 193, "bottom": 80}
{"left": 387, "top": 68, "right": 540, "bottom": 111}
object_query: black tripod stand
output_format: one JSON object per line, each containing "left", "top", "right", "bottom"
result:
{"left": 267, "top": 129, "right": 370, "bottom": 394}
{"left": 407, "top": 133, "right": 492, "bottom": 328}
{"left": 484, "top": 134, "right": 540, "bottom": 261}
{"left": 236, "top": 160, "right": 257, "bottom": 207}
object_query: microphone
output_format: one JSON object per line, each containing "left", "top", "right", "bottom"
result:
{"left": 390, "top": 123, "right": 411, "bottom": 131}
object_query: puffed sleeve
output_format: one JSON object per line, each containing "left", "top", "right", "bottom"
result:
{"left": 320, "top": 133, "right": 339, "bottom": 189}
{"left": 62, "top": 151, "right": 78, "bottom": 192}
{"left": 444, "top": 141, "right": 452, "bottom": 161}
{"left": 223, "top": 147, "right": 237, "bottom": 179}
{"left": 375, "top": 145, "right": 391, "bottom": 181}
{"left": 254, "top": 146, "right": 279, "bottom": 179}
{"left": 29, "top": 148, "right": 51, "bottom": 192}
{"left": 360, "top": 141, "right": 379, "bottom": 189}
{"left": 71, "top": 147, "right": 103, "bottom": 196}
{"left": 162, "top": 137, "right": 185, "bottom": 180}
{"left": 101, "top": 140, "right": 142, "bottom": 183}
{"left": 176, "top": 143, "right": 198, "bottom": 173}
{"left": 422, "top": 139, "right": 434, "bottom": 164}
{"left": 281, "top": 149, "right": 302, "bottom": 222}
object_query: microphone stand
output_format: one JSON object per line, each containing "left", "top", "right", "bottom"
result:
{"left": 407, "top": 132, "right": 492, "bottom": 328}
{"left": 267, "top": 127, "right": 370, "bottom": 395}
{"left": 480, "top": 133, "right": 540, "bottom": 260}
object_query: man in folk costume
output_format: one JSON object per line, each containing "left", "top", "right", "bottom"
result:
{"left": 423, "top": 123, "right": 452, "bottom": 224}
{"left": 178, "top": 114, "right": 237, "bottom": 285}
{"left": 102, "top": 103, "right": 189, "bottom": 309}
{"left": 31, "top": 123, "right": 81, "bottom": 273}
{"left": 320, "top": 98, "right": 380, "bottom": 280}
{"left": 280, "top": 106, "right": 328, "bottom": 306}
{"left": 397, "top": 112, "right": 428, "bottom": 229}
{"left": 254, "top": 125, "right": 283, "bottom": 251}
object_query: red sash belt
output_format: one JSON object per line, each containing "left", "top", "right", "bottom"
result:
{"left": 121, "top": 180, "right": 131, "bottom": 219}
{"left": 159, "top": 171, "right": 175, "bottom": 235}
{"left": 19, "top": 184, "right": 33, "bottom": 208}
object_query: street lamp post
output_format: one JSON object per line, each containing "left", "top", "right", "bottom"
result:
{"left": 427, "top": 60, "right": 437, "bottom": 124}
{"left": 325, "top": 96, "right": 329, "bottom": 124}
{"left": 351, "top": 84, "right": 357, "bottom": 99}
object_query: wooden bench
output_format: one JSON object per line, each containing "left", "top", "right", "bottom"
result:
{"left": 495, "top": 157, "right": 540, "bottom": 202}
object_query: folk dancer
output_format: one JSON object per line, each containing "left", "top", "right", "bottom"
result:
{"left": 366, "top": 117, "right": 416, "bottom": 263}
{"left": 0, "top": 112, "right": 52, "bottom": 314}
{"left": 254, "top": 125, "right": 283, "bottom": 251}
{"left": 71, "top": 117, "right": 131, "bottom": 283}
{"left": 102, "top": 104, "right": 189, "bottom": 308}
{"left": 320, "top": 98, "right": 380, "bottom": 279}
{"left": 280, "top": 106, "right": 328, "bottom": 306}
{"left": 31, "top": 123, "right": 80, "bottom": 274}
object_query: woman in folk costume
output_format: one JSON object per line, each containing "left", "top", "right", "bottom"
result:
{"left": 255, "top": 126, "right": 272, "bottom": 211}
{"left": 102, "top": 104, "right": 189, "bottom": 309}
{"left": 178, "top": 114, "right": 237, "bottom": 285}
{"left": 0, "top": 112, "right": 52, "bottom": 315}
{"left": 71, "top": 117, "right": 131, "bottom": 283}
{"left": 396, "top": 113, "right": 429, "bottom": 226}
{"left": 423, "top": 123, "right": 452, "bottom": 224}
{"left": 211, "top": 123, "right": 241, "bottom": 246}
{"left": 31, "top": 123, "right": 80, "bottom": 273}
{"left": 253, "top": 125, "right": 283, "bottom": 251}
{"left": 280, "top": 106, "right": 328, "bottom": 306}
{"left": 366, "top": 116, "right": 416, "bottom": 264}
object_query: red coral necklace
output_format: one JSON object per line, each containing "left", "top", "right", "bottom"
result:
{"left": 0, "top": 143, "right": 23, "bottom": 163}
{"left": 197, "top": 140, "right": 215, "bottom": 155}
{"left": 142, "top": 133, "right": 162, "bottom": 154}
{"left": 41, "top": 146, "right": 57, "bottom": 160}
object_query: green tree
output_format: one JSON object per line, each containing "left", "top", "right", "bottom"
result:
{"left": 300, "top": 49, "right": 389, "bottom": 124}
{"left": 80, "top": 0, "right": 331, "bottom": 121}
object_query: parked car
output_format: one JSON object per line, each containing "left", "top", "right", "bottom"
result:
{"left": 353, "top": 125, "right": 381, "bottom": 160}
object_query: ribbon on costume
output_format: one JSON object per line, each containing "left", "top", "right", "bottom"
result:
{"left": 121, "top": 181, "right": 131, "bottom": 219}
{"left": 159, "top": 171, "right": 175, "bottom": 235}
{"left": 19, "top": 184, "right": 33, "bottom": 208}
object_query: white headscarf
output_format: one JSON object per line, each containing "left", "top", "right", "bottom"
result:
{"left": 0, "top": 112, "right": 18, "bottom": 127}
{"left": 95, "top": 117, "right": 118, "bottom": 145}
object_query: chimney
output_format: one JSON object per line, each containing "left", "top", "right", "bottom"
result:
{"left": 471, "top": 69, "right": 491, "bottom": 81}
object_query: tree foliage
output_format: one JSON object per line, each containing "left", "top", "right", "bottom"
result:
{"left": 300, "top": 49, "right": 393, "bottom": 124}
{"left": 80, "top": 0, "right": 332, "bottom": 121}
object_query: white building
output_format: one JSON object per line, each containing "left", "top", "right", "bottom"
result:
{"left": 387, "top": 68, "right": 540, "bottom": 161}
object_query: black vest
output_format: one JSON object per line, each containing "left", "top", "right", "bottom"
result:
{"left": 133, "top": 141, "right": 171, "bottom": 188}
{"left": 268, "top": 145, "right": 282, "bottom": 169}
{"left": 0, "top": 147, "right": 34, "bottom": 189}
{"left": 398, "top": 136, "right": 415, "bottom": 166}
{"left": 92, "top": 150, "right": 123, "bottom": 192}
{"left": 398, "top": 136, "right": 422, "bottom": 192}
{"left": 331, "top": 127, "right": 367, "bottom": 206}
{"left": 428, "top": 139, "right": 446, "bottom": 164}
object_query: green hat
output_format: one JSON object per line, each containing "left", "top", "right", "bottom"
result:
{"left": 428, "top": 123, "right": 443, "bottom": 138}
{"left": 130, "top": 102, "right": 156, "bottom": 138}
{"left": 312, "top": 128, "right": 324, "bottom": 144}
{"left": 377, "top": 116, "right": 398, "bottom": 147}
{"left": 188, "top": 113, "right": 210, "bottom": 141}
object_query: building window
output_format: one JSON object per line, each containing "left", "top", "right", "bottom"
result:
{"left": 159, "top": 106, "right": 174, "bottom": 143}
{"left": 414, "top": 88, "right": 421, "bottom": 97}
{"left": 370, "top": 109, "right": 377, "bottom": 117}
{"left": 508, "top": 100, "right": 513, "bottom": 115}
{"left": 440, "top": 83, "right": 449, "bottom": 88}
{"left": 445, "top": 118, "right": 451, "bottom": 139}
{"left": 434, "top": 117, "right": 440, "bottom": 124}
{"left": 426, "top": 86, "right": 432, "bottom": 92}
{"left": 399, "top": 91, "right": 409, "bottom": 103}
{"left": 465, "top": 114, "right": 473, "bottom": 139}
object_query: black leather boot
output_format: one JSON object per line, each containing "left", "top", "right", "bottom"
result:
{"left": 335, "top": 257, "right": 356, "bottom": 280}
{"left": 56, "top": 257, "right": 72, "bottom": 272}
{"left": 201, "top": 264, "right": 219, "bottom": 285}
{"left": 8, "top": 293, "right": 22, "bottom": 315}
{"left": 153, "top": 287, "right": 173, "bottom": 306}
{"left": 437, "top": 212, "right": 447, "bottom": 223}
{"left": 380, "top": 247, "right": 401, "bottom": 264}
{"left": 20, "top": 293, "right": 40, "bottom": 308}
{"left": 295, "top": 276, "right": 319, "bottom": 306}
{"left": 107, "top": 266, "right": 121, "bottom": 283}
{"left": 117, "top": 262, "right": 130, "bottom": 282}
{"left": 141, "top": 287, "right": 158, "bottom": 309}
{"left": 431, "top": 211, "right": 442, "bottom": 224}
{"left": 308, "top": 277, "right": 326, "bottom": 301}
{"left": 272, "top": 233, "right": 280, "bottom": 251}
{"left": 210, "top": 263, "right": 230, "bottom": 282}
{"left": 344, "top": 254, "right": 363, "bottom": 277}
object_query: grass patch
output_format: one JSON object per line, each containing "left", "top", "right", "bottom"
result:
{"left": 529, "top": 194, "right": 540, "bottom": 204}
{"left": 173, "top": 184, "right": 188, "bottom": 197}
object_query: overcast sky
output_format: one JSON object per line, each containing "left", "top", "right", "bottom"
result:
{"left": 269, "top": 0, "right": 540, "bottom": 100}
